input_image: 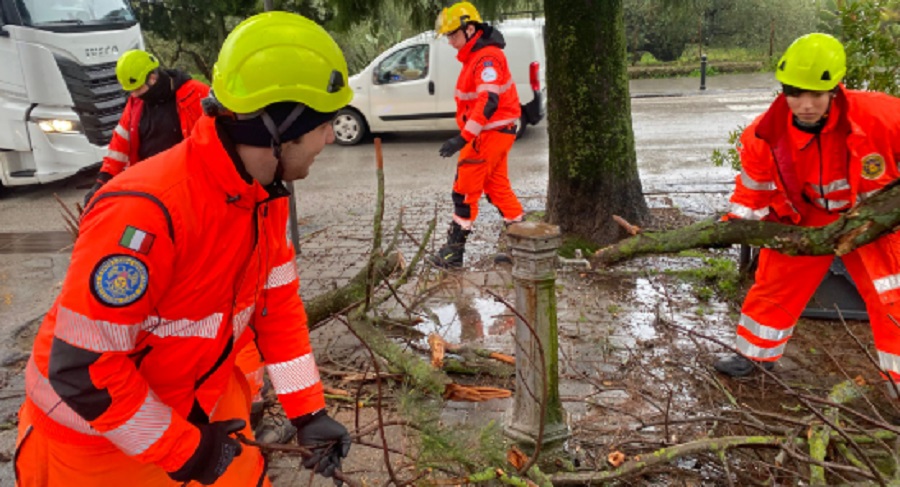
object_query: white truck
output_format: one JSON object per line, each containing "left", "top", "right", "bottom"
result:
{"left": 334, "top": 17, "right": 547, "bottom": 145}
{"left": 0, "top": 0, "right": 141, "bottom": 188}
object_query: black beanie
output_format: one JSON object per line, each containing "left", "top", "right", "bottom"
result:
{"left": 219, "top": 102, "right": 336, "bottom": 148}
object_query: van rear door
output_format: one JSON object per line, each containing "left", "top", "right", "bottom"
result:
{"left": 369, "top": 42, "right": 437, "bottom": 130}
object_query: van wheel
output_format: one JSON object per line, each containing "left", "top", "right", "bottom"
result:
{"left": 333, "top": 109, "right": 368, "bottom": 146}
{"left": 515, "top": 116, "right": 528, "bottom": 140}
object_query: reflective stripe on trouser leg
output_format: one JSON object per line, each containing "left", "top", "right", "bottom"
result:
{"left": 734, "top": 248, "right": 833, "bottom": 361}
{"left": 451, "top": 191, "right": 474, "bottom": 230}
{"left": 842, "top": 250, "right": 900, "bottom": 381}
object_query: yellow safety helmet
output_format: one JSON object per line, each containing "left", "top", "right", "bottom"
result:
{"left": 435, "top": 2, "right": 482, "bottom": 37}
{"left": 776, "top": 33, "right": 846, "bottom": 91}
{"left": 211, "top": 11, "right": 352, "bottom": 115}
{"left": 116, "top": 50, "right": 160, "bottom": 92}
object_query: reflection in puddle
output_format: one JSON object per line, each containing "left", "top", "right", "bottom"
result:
{"left": 416, "top": 297, "right": 515, "bottom": 346}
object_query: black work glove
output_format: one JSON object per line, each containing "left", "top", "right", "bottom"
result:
{"left": 83, "top": 171, "right": 113, "bottom": 208}
{"left": 168, "top": 419, "right": 245, "bottom": 485}
{"left": 439, "top": 135, "right": 467, "bottom": 158}
{"left": 292, "top": 410, "right": 351, "bottom": 484}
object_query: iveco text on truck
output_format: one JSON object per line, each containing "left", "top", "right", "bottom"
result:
{"left": 0, "top": 0, "right": 141, "bottom": 188}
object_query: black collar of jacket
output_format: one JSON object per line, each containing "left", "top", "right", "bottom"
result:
{"left": 214, "top": 118, "right": 289, "bottom": 201}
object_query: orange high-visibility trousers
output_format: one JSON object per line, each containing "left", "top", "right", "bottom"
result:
{"left": 451, "top": 130, "right": 523, "bottom": 229}
{"left": 735, "top": 247, "right": 900, "bottom": 380}
{"left": 15, "top": 366, "right": 272, "bottom": 487}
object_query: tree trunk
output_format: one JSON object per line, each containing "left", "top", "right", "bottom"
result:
{"left": 545, "top": 0, "right": 650, "bottom": 245}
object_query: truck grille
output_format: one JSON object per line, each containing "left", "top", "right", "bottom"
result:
{"left": 55, "top": 57, "right": 127, "bottom": 146}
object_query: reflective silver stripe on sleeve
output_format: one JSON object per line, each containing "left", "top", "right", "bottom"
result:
{"left": 267, "top": 353, "right": 321, "bottom": 395}
{"left": 458, "top": 80, "right": 514, "bottom": 100}
{"left": 475, "top": 83, "right": 501, "bottom": 94}
{"left": 114, "top": 124, "right": 129, "bottom": 141}
{"left": 735, "top": 335, "right": 786, "bottom": 360}
{"left": 104, "top": 391, "right": 172, "bottom": 456}
{"left": 265, "top": 261, "right": 298, "bottom": 289}
{"left": 879, "top": 350, "right": 900, "bottom": 376}
{"left": 464, "top": 119, "right": 483, "bottom": 137}
{"left": 25, "top": 357, "right": 99, "bottom": 436}
{"left": 738, "top": 313, "right": 794, "bottom": 341}
{"left": 874, "top": 274, "right": 900, "bottom": 294}
{"left": 476, "top": 79, "right": 513, "bottom": 95}
{"left": 484, "top": 117, "right": 520, "bottom": 130}
{"left": 106, "top": 150, "right": 129, "bottom": 163}
{"left": 739, "top": 171, "right": 776, "bottom": 191}
{"left": 821, "top": 179, "right": 850, "bottom": 194}
{"left": 728, "top": 203, "right": 770, "bottom": 220}
{"left": 143, "top": 313, "right": 223, "bottom": 339}
{"left": 232, "top": 305, "right": 255, "bottom": 338}
{"left": 56, "top": 306, "right": 140, "bottom": 353}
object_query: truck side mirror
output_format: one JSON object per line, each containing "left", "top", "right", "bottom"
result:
{"left": 0, "top": 26, "right": 8, "bottom": 38}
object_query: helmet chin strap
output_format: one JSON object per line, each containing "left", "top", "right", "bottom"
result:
{"left": 259, "top": 104, "right": 306, "bottom": 185}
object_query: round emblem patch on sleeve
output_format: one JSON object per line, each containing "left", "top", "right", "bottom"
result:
{"left": 90, "top": 255, "right": 149, "bottom": 307}
{"left": 861, "top": 153, "right": 886, "bottom": 180}
{"left": 481, "top": 67, "right": 498, "bottom": 83}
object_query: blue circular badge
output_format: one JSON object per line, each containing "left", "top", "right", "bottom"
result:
{"left": 90, "top": 255, "right": 149, "bottom": 307}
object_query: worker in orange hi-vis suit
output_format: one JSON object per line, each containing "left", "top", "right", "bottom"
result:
{"left": 15, "top": 12, "right": 353, "bottom": 486}
{"left": 430, "top": 1, "right": 524, "bottom": 268}
{"left": 713, "top": 33, "right": 900, "bottom": 393}
{"left": 84, "top": 49, "right": 208, "bottom": 207}
{"left": 90, "top": 48, "right": 272, "bottom": 442}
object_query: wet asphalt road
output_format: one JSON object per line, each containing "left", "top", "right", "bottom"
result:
{"left": 0, "top": 72, "right": 779, "bottom": 234}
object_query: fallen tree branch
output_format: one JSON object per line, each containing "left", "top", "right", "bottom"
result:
{"left": 237, "top": 433, "right": 362, "bottom": 487}
{"left": 306, "top": 252, "right": 401, "bottom": 330}
{"left": 550, "top": 436, "right": 794, "bottom": 485}
{"left": 595, "top": 182, "right": 900, "bottom": 265}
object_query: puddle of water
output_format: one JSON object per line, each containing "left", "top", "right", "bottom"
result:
{"left": 415, "top": 297, "right": 515, "bottom": 347}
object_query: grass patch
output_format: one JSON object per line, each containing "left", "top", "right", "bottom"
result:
{"left": 667, "top": 256, "right": 742, "bottom": 303}
{"left": 558, "top": 237, "right": 599, "bottom": 259}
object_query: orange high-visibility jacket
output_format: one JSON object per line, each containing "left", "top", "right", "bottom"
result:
{"left": 99, "top": 79, "right": 209, "bottom": 177}
{"left": 455, "top": 27, "right": 521, "bottom": 141}
{"left": 727, "top": 85, "right": 900, "bottom": 302}
{"left": 24, "top": 115, "right": 324, "bottom": 474}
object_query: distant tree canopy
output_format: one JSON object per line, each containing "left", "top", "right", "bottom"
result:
{"left": 127, "top": 0, "right": 331, "bottom": 80}
{"left": 625, "top": 0, "right": 820, "bottom": 62}
{"left": 819, "top": 0, "right": 900, "bottom": 96}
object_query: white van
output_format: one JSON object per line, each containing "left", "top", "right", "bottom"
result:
{"left": 333, "top": 18, "right": 546, "bottom": 145}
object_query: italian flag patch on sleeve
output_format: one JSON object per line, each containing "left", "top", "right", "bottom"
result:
{"left": 119, "top": 226, "right": 155, "bottom": 254}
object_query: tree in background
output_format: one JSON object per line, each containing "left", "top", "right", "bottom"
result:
{"left": 625, "top": 0, "right": 820, "bottom": 63}
{"left": 625, "top": 0, "right": 697, "bottom": 62}
{"left": 128, "top": 0, "right": 330, "bottom": 80}
{"left": 820, "top": 0, "right": 900, "bottom": 96}
{"left": 544, "top": 0, "right": 649, "bottom": 245}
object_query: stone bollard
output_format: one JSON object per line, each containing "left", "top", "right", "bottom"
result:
{"left": 504, "top": 222, "right": 570, "bottom": 447}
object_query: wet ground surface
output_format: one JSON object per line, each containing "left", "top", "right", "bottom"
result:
{"left": 2, "top": 73, "right": 891, "bottom": 485}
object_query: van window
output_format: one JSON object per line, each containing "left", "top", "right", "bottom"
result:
{"left": 374, "top": 44, "right": 429, "bottom": 85}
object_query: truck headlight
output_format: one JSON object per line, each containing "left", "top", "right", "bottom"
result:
{"left": 31, "top": 118, "right": 83, "bottom": 134}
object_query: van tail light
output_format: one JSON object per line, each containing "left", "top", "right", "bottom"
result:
{"left": 529, "top": 62, "right": 540, "bottom": 91}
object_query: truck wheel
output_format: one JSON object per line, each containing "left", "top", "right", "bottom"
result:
{"left": 333, "top": 109, "right": 368, "bottom": 146}
{"left": 515, "top": 115, "right": 528, "bottom": 140}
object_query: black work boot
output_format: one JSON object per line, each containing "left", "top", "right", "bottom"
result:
{"left": 430, "top": 222, "right": 470, "bottom": 269}
{"left": 713, "top": 353, "right": 775, "bottom": 377}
